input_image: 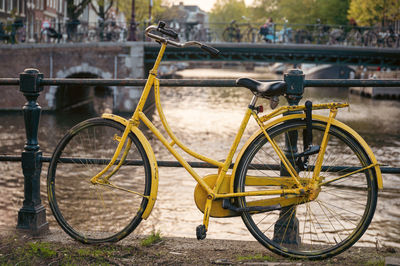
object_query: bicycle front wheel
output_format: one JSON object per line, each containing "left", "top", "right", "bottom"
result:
{"left": 235, "top": 119, "right": 378, "bottom": 259}
{"left": 47, "top": 118, "right": 152, "bottom": 243}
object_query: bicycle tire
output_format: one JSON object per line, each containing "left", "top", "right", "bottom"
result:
{"left": 246, "top": 27, "right": 259, "bottom": 43}
{"left": 346, "top": 30, "right": 362, "bottom": 46}
{"left": 222, "top": 27, "right": 233, "bottom": 42}
{"left": 47, "top": 118, "right": 152, "bottom": 243}
{"left": 363, "top": 31, "right": 378, "bottom": 47}
{"left": 385, "top": 35, "right": 397, "bottom": 48}
{"left": 235, "top": 119, "right": 378, "bottom": 259}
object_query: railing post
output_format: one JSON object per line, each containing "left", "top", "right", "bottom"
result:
{"left": 16, "top": 68, "right": 49, "bottom": 235}
{"left": 273, "top": 69, "right": 304, "bottom": 246}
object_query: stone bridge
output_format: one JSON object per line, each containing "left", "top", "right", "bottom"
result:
{"left": 0, "top": 42, "right": 399, "bottom": 112}
{"left": 0, "top": 42, "right": 145, "bottom": 113}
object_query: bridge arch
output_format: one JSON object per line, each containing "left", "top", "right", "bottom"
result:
{"left": 46, "top": 63, "right": 115, "bottom": 113}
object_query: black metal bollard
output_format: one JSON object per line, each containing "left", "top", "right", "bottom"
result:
{"left": 16, "top": 68, "right": 49, "bottom": 235}
{"left": 273, "top": 69, "right": 304, "bottom": 246}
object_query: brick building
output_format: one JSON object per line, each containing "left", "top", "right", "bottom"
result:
{"left": 0, "top": 0, "right": 66, "bottom": 42}
{"left": 0, "top": 0, "right": 26, "bottom": 26}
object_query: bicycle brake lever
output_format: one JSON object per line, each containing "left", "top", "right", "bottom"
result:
{"left": 157, "top": 21, "right": 178, "bottom": 39}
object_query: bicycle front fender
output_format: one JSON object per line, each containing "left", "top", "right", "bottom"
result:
{"left": 230, "top": 114, "right": 383, "bottom": 192}
{"left": 102, "top": 113, "right": 159, "bottom": 219}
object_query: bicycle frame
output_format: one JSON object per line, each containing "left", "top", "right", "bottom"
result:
{"left": 91, "top": 39, "right": 382, "bottom": 229}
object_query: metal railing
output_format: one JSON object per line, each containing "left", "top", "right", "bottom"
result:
{"left": 1, "top": 20, "right": 399, "bottom": 47}
{"left": 0, "top": 68, "right": 400, "bottom": 235}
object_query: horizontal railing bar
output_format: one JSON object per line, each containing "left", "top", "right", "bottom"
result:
{"left": 0, "top": 78, "right": 19, "bottom": 85}
{"left": 39, "top": 79, "right": 241, "bottom": 87}
{"left": 1, "top": 78, "right": 400, "bottom": 88}
{"left": 1, "top": 155, "right": 398, "bottom": 173}
{"left": 40, "top": 156, "right": 225, "bottom": 168}
{"left": 304, "top": 79, "right": 400, "bottom": 87}
{"left": 0, "top": 155, "right": 23, "bottom": 161}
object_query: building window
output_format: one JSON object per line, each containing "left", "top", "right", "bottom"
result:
{"left": 6, "top": 0, "right": 12, "bottom": 13}
{"left": 59, "top": 0, "right": 64, "bottom": 13}
{"left": 37, "top": 0, "right": 43, "bottom": 10}
{"left": 0, "top": 0, "right": 5, "bottom": 12}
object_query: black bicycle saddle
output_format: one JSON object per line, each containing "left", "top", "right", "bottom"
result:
{"left": 236, "top": 78, "right": 286, "bottom": 99}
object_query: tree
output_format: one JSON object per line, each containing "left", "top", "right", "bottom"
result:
{"left": 91, "top": 0, "right": 114, "bottom": 21}
{"left": 250, "top": 0, "right": 350, "bottom": 26}
{"left": 67, "top": 0, "right": 92, "bottom": 20}
{"left": 315, "top": 0, "right": 350, "bottom": 25}
{"left": 117, "top": 0, "right": 165, "bottom": 25}
{"left": 209, "top": 0, "right": 249, "bottom": 39}
{"left": 209, "top": 0, "right": 248, "bottom": 24}
{"left": 348, "top": 0, "right": 400, "bottom": 26}
{"left": 247, "top": 0, "right": 279, "bottom": 24}
{"left": 66, "top": 0, "right": 92, "bottom": 40}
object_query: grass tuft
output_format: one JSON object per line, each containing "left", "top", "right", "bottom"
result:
{"left": 141, "top": 231, "right": 162, "bottom": 247}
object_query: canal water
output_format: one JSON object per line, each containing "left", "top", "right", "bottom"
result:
{"left": 0, "top": 67, "right": 399, "bottom": 248}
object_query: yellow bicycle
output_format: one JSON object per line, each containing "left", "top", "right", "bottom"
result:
{"left": 47, "top": 22, "right": 382, "bottom": 260}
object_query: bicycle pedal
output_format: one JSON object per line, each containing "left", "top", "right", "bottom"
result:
{"left": 196, "top": 224, "right": 207, "bottom": 240}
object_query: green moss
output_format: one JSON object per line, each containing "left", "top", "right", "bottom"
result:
{"left": 366, "top": 258, "right": 385, "bottom": 266}
{"left": 141, "top": 231, "right": 162, "bottom": 247}
{"left": 76, "top": 248, "right": 92, "bottom": 256}
{"left": 24, "top": 242, "right": 57, "bottom": 259}
{"left": 237, "top": 254, "right": 277, "bottom": 262}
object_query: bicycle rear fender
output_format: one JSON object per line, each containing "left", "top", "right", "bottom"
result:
{"left": 230, "top": 114, "right": 383, "bottom": 192}
{"left": 102, "top": 113, "right": 159, "bottom": 219}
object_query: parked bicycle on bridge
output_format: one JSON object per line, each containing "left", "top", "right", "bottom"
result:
{"left": 222, "top": 20, "right": 242, "bottom": 42}
{"left": 260, "top": 19, "right": 293, "bottom": 43}
{"left": 40, "top": 21, "right": 62, "bottom": 43}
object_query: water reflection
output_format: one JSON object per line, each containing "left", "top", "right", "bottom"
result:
{"left": 0, "top": 69, "right": 399, "bottom": 248}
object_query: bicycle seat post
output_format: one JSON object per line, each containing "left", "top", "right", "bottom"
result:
{"left": 272, "top": 69, "right": 305, "bottom": 246}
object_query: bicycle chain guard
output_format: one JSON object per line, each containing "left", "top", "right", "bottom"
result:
{"left": 194, "top": 174, "right": 239, "bottom": 218}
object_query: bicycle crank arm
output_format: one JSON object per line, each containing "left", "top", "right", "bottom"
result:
{"left": 222, "top": 198, "right": 281, "bottom": 213}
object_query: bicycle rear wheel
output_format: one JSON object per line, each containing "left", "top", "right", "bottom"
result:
{"left": 235, "top": 119, "right": 378, "bottom": 259}
{"left": 47, "top": 118, "right": 152, "bottom": 243}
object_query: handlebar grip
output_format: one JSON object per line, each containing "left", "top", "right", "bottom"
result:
{"left": 201, "top": 44, "right": 220, "bottom": 56}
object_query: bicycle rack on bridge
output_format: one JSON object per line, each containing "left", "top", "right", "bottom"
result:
{"left": 0, "top": 68, "right": 400, "bottom": 235}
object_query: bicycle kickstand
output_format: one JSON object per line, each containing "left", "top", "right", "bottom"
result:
{"left": 196, "top": 196, "right": 213, "bottom": 240}
{"left": 196, "top": 224, "right": 207, "bottom": 240}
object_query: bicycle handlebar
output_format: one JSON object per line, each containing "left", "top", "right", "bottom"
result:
{"left": 145, "top": 22, "right": 220, "bottom": 57}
